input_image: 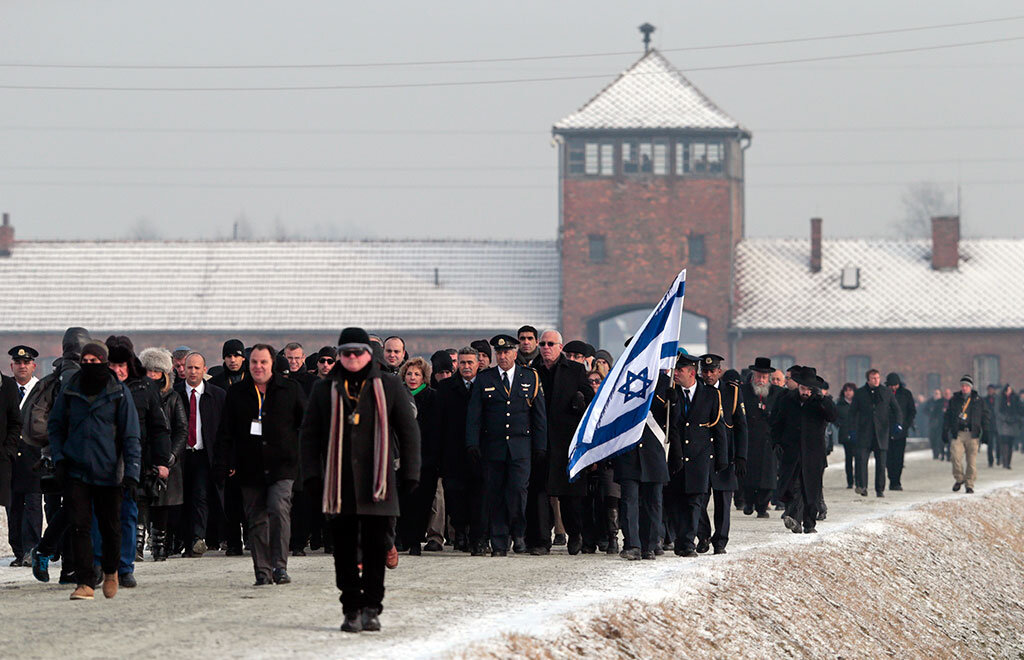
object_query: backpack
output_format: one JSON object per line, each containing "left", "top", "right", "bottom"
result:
{"left": 22, "top": 373, "right": 60, "bottom": 448}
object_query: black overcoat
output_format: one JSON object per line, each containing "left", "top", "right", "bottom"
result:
{"left": 667, "top": 380, "right": 728, "bottom": 495}
{"left": 299, "top": 363, "right": 421, "bottom": 517}
{"left": 0, "top": 376, "right": 23, "bottom": 507}
{"left": 437, "top": 375, "right": 474, "bottom": 480}
{"left": 739, "top": 382, "right": 782, "bottom": 490}
{"left": 173, "top": 380, "right": 226, "bottom": 468}
{"left": 126, "top": 377, "right": 172, "bottom": 471}
{"left": 613, "top": 372, "right": 673, "bottom": 485}
{"left": 770, "top": 389, "right": 837, "bottom": 502}
{"left": 412, "top": 386, "right": 441, "bottom": 472}
{"left": 154, "top": 385, "right": 188, "bottom": 507}
{"left": 850, "top": 383, "right": 902, "bottom": 451}
{"left": 534, "top": 356, "right": 594, "bottom": 497}
{"left": 711, "top": 380, "right": 748, "bottom": 491}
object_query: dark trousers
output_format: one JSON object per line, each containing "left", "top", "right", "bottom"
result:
{"left": 856, "top": 443, "right": 887, "bottom": 494}
{"left": 442, "top": 475, "right": 487, "bottom": 547}
{"left": 483, "top": 456, "right": 529, "bottom": 552}
{"left": 66, "top": 479, "right": 121, "bottom": 582}
{"left": 887, "top": 437, "right": 907, "bottom": 488}
{"left": 398, "top": 466, "right": 439, "bottom": 548}
{"left": 672, "top": 491, "right": 706, "bottom": 553}
{"left": 742, "top": 487, "right": 772, "bottom": 514}
{"left": 304, "top": 479, "right": 327, "bottom": 550}
{"left": 241, "top": 479, "right": 293, "bottom": 581}
{"left": 987, "top": 437, "right": 996, "bottom": 467}
{"left": 6, "top": 490, "right": 43, "bottom": 559}
{"left": 697, "top": 489, "right": 733, "bottom": 550}
{"left": 842, "top": 444, "right": 855, "bottom": 486}
{"left": 998, "top": 435, "right": 1014, "bottom": 468}
{"left": 90, "top": 489, "right": 137, "bottom": 575}
{"left": 782, "top": 473, "right": 819, "bottom": 530}
{"left": 38, "top": 493, "right": 70, "bottom": 559}
{"left": 182, "top": 449, "right": 210, "bottom": 543}
{"left": 558, "top": 495, "right": 584, "bottom": 540}
{"left": 661, "top": 484, "right": 677, "bottom": 545}
{"left": 332, "top": 514, "right": 390, "bottom": 615}
{"left": 525, "top": 456, "right": 550, "bottom": 550}
{"left": 289, "top": 485, "right": 310, "bottom": 552}
{"left": 619, "top": 480, "right": 662, "bottom": 553}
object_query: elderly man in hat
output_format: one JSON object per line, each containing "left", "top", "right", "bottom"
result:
{"left": 770, "top": 366, "right": 836, "bottom": 534}
{"left": 943, "top": 375, "right": 987, "bottom": 493}
{"left": 300, "top": 327, "right": 420, "bottom": 633}
{"left": 740, "top": 357, "right": 784, "bottom": 518}
{"left": 6, "top": 345, "right": 42, "bottom": 567}
{"left": 465, "top": 334, "right": 546, "bottom": 556}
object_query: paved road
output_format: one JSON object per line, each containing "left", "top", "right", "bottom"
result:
{"left": 1, "top": 448, "right": 1020, "bottom": 659}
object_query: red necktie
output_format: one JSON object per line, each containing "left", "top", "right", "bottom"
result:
{"left": 188, "top": 389, "right": 198, "bottom": 448}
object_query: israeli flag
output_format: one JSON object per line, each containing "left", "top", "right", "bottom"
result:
{"left": 567, "top": 269, "right": 686, "bottom": 481}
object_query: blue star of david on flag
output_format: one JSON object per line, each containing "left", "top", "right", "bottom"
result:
{"left": 617, "top": 367, "right": 653, "bottom": 403}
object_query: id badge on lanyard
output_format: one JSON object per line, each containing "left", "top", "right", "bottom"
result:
{"left": 251, "top": 385, "right": 264, "bottom": 436}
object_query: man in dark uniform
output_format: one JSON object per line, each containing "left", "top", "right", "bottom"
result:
{"left": 885, "top": 372, "right": 916, "bottom": 491}
{"left": 465, "top": 334, "right": 547, "bottom": 557}
{"left": 696, "top": 357, "right": 748, "bottom": 555}
{"left": 613, "top": 370, "right": 674, "bottom": 560}
{"left": 666, "top": 352, "right": 727, "bottom": 557}
{"left": 740, "top": 357, "right": 784, "bottom": 517}
{"left": 7, "top": 345, "right": 41, "bottom": 567}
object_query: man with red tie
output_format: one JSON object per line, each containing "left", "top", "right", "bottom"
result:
{"left": 175, "top": 351, "right": 226, "bottom": 557}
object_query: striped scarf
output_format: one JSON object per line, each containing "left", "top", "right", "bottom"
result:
{"left": 322, "top": 376, "right": 390, "bottom": 514}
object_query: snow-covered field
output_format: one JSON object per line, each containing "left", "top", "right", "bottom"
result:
{"left": 1, "top": 448, "right": 1021, "bottom": 659}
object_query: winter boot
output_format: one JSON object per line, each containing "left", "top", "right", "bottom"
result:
{"left": 136, "top": 524, "right": 146, "bottom": 562}
{"left": 152, "top": 529, "right": 168, "bottom": 562}
{"left": 605, "top": 506, "right": 620, "bottom": 554}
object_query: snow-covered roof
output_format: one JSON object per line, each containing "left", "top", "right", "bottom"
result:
{"left": 553, "top": 49, "right": 748, "bottom": 133}
{"left": 0, "top": 240, "right": 560, "bottom": 333}
{"left": 733, "top": 238, "right": 1024, "bottom": 331}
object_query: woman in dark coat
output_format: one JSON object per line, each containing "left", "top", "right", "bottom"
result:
{"left": 140, "top": 348, "right": 189, "bottom": 561}
{"left": 396, "top": 357, "right": 441, "bottom": 554}
{"left": 835, "top": 383, "right": 857, "bottom": 488}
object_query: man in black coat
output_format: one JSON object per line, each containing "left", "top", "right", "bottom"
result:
{"left": 299, "top": 327, "right": 421, "bottom": 633}
{"left": 666, "top": 352, "right": 727, "bottom": 557}
{"left": 437, "top": 347, "right": 486, "bottom": 554}
{"left": 885, "top": 372, "right": 916, "bottom": 491}
{"left": 613, "top": 371, "right": 673, "bottom": 560}
{"left": 529, "top": 332, "right": 593, "bottom": 555}
{"left": 0, "top": 374, "right": 23, "bottom": 532}
{"left": 6, "top": 345, "right": 41, "bottom": 567}
{"left": 850, "top": 368, "right": 902, "bottom": 497}
{"left": 770, "top": 366, "right": 837, "bottom": 534}
{"left": 740, "top": 358, "right": 783, "bottom": 517}
{"left": 696, "top": 358, "right": 748, "bottom": 554}
{"left": 173, "top": 351, "right": 226, "bottom": 557}
{"left": 216, "top": 343, "right": 306, "bottom": 586}
{"left": 465, "top": 334, "right": 547, "bottom": 556}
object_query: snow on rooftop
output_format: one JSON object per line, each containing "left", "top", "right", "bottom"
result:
{"left": 733, "top": 238, "right": 1024, "bottom": 331}
{"left": 553, "top": 49, "right": 748, "bottom": 133}
{"left": 0, "top": 240, "right": 559, "bottom": 333}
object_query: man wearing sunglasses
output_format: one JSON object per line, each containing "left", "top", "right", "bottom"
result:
{"left": 315, "top": 347, "right": 337, "bottom": 379}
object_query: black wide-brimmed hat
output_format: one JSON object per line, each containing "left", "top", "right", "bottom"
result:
{"left": 748, "top": 357, "right": 774, "bottom": 373}
{"left": 793, "top": 366, "right": 829, "bottom": 391}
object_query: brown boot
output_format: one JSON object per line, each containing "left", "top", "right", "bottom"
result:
{"left": 102, "top": 573, "right": 118, "bottom": 599}
{"left": 70, "top": 585, "right": 95, "bottom": 600}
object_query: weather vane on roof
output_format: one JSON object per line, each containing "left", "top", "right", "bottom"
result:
{"left": 639, "top": 23, "right": 655, "bottom": 53}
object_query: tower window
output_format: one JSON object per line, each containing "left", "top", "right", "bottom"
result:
{"left": 676, "top": 141, "right": 725, "bottom": 175}
{"left": 653, "top": 142, "right": 668, "bottom": 175}
{"left": 568, "top": 141, "right": 585, "bottom": 175}
{"left": 589, "top": 235, "right": 607, "bottom": 263}
{"left": 973, "top": 355, "right": 1000, "bottom": 389}
{"left": 688, "top": 234, "right": 706, "bottom": 265}
{"left": 584, "top": 142, "right": 614, "bottom": 176}
{"left": 622, "top": 141, "right": 656, "bottom": 174}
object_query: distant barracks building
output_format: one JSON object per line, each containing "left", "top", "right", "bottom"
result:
{"left": 1, "top": 49, "right": 1021, "bottom": 393}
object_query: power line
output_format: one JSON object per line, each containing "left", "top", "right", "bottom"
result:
{"left": 0, "top": 35, "right": 1021, "bottom": 91}
{"left": 0, "top": 15, "right": 1021, "bottom": 70}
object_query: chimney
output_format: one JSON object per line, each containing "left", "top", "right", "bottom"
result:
{"left": 809, "top": 217, "right": 822, "bottom": 273}
{"left": 931, "top": 215, "right": 960, "bottom": 270}
{"left": 0, "top": 213, "right": 13, "bottom": 257}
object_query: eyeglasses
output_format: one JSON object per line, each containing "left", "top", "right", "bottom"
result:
{"left": 588, "top": 377, "right": 602, "bottom": 385}
{"left": 538, "top": 341, "right": 559, "bottom": 347}
{"left": 318, "top": 357, "right": 335, "bottom": 364}
{"left": 339, "top": 349, "right": 367, "bottom": 358}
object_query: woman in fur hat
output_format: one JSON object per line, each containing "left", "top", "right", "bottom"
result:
{"left": 140, "top": 348, "right": 189, "bottom": 561}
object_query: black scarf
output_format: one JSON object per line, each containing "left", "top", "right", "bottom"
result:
{"left": 80, "top": 363, "right": 111, "bottom": 396}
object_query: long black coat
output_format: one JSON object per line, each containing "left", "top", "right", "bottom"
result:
{"left": 217, "top": 375, "right": 306, "bottom": 487}
{"left": 835, "top": 398, "right": 855, "bottom": 447}
{"left": 613, "top": 372, "right": 673, "bottom": 485}
{"left": 0, "top": 376, "right": 23, "bottom": 507}
{"left": 299, "top": 362, "right": 421, "bottom": 517}
{"left": 771, "top": 390, "right": 837, "bottom": 503}
{"left": 667, "top": 381, "right": 728, "bottom": 495}
{"left": 740, "top": 382, "right": 783, "bottom": 490}
{"left": 892, "top": 386, "right": 917, "bottom": 440}
{"left": 437, "top": 375, "right": 474, "bottom": 480}
{"left": 173, "top": 380, "right": 226, "bottom": 468}
{"left": 126, "top": 377, "right": 172, "bottom": 472}
{"left": 12, "top": 378, "right": 41, "bottom": 493}
{"left": 533, "top": 356, "right": 594, "bottom": 497}
{"left": 154, "top": 385, "right": 188, "bottom": 507}
{"left": 850, "top": 383, "right": 902, "bottom": 451}
{"left": 412, "top": 386, "right": 441, "bottom": 472}
{"left": 711, "top": 380, "right": 748, "bottom": 491}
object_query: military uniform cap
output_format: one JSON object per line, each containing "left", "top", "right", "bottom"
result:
{"left": 675, "top": 350, "right": 699, "bottom": 367}
{"left": 490, "top": 334, "right": 519, "bottom": 349}
{"left": 8, "top": 345, "right": 39, "bottom": 360}
{"left": 699, "top": 353, "right": 725, "bottom": 369}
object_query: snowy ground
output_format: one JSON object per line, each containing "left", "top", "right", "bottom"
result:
{"left": 0, "top": 447, "right": 1021, "bottom": 659}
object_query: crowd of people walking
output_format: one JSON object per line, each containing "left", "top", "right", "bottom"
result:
{"left": 1, "top": 325, "right": 1011, "bottom": 632}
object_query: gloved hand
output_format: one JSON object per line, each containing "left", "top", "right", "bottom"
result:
{"left": 122, "top": 476, "right": 139, "bottom": 500}
{"left": 401, "top": 480, "right": 419, "bottom": 496}
{"left": 571, "top": 391, "right": 586, "bottom": 413}
{"left": 734, "top": 457, "right": 747, "bottom": 478}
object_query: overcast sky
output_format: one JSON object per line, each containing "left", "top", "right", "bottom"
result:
{"left": 2, "top": 1, "right": 1022, "bottom": 242}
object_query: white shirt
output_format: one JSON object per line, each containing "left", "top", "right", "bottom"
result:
{"left": 16, "top": 376, "right": 39, "bottom": 411}
{"left": 498, "top": 365, "right": 516, "bottom": 389}
{"left": 680, "top": 383, "right": 697, "bottom": 403}
{"left": 186, "top": 380, "right": 206, "bottom": 450}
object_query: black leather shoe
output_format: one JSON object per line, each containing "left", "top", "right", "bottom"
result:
{"left": 743, "top": 505, "right": 754, "bottom": 515}
{"left": 529, "top": 546, "right": 550, "bottom": 556}
{"left": 567, "top": 535, "right": 583, "bottom": 556}
{"left": 361, "top": 607, "right": 381, "bottom": 632}
{"left": 620, "top": 548, "right": 641, "bottom": 560}
{"left": 423, "top": 540, "right": 444, "bottom": 552}
{"left": 408, "top": 543, "right": 421, "bottom": 556}
{"left": 876, "top": 491, "right": 884, "bottom": 498}
{"left": 653, "top": 545, "right": 664, "bottom": 556}
{"left": 253, "top": 575, "right": 272, "bottom": 586}
{"left": 491, "top": 549, "right": 507, "bottom": 557}
{"left": 118, "top": 572, "right": 137, "bottom": 588}
{"left": 756, "top": 512, "right": 770, "bottom": 519}
{"left": 341, "top": 611, "right": 362, "bottom": 633}
{"left": 641, "top": 550, "right": 656, "bottom": 560}
{"left": 890, "top": 484, "right": 903, "bottom": 491}
{"left": 816, "top": 511, "right": 827, "bottom": 521}
{"left": 675, "top": 549, "right": 698, "bottom": 558}
{"left": 953, "top": 482, "right": 963, "bottom": 491}
{"left": 512, "top": 537, "right": 527, "bottom": 554}
{"left": 803, "top": 527, "right": 817, "bottom": 534}
{"left": 713, "top": 547, "right": 727, "bottom": 555}
{"left": 552, "top": 533, "right": 567, "bottom": 546}
{"left": 471, "top": 544, "right": 487, "bottom": 557}
{"left": 661, "top": 541, "right": 674, "bottom": 551}
{"left": 272, "top": 568, "right": 291, "bottom": 585}
{"left": 9, "top": 557, "right": 24, "bottom": 567}
{"left": 581, "top": 545, "right": 596, "bottom": 554}
{"left": 782, "top": 515, "right": 800, "bottom": 532}
{"left": 225, "top": 546, "right": 244, "bottom": 557}
{"left": 292, "top": 549, "right": 306, "bottom": 557}
{"left": 696, "top": 539, "right": 711, "bottom": 554}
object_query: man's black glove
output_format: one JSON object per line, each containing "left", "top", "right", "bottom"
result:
{"left": 734, "top": 457, "right": 747, "bottom": 478}
{"left": 122, "top": 476, "right": 139, "bottom": 500}
{"left": 401, "top": 480, "right": 419, "bottom": 496}
{"left": 571, "top": 391, "right": 586, "bottom": 413}
{"left": 467, "top": 445, "right": 481, "bottom": 465}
